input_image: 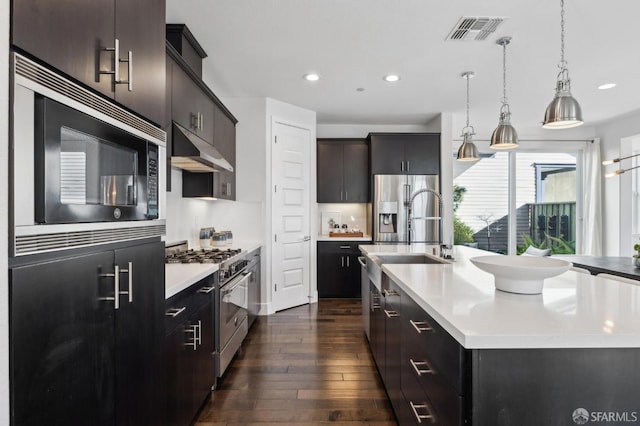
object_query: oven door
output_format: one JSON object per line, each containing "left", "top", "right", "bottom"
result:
{"left": 219, "top": 271, "right": 249, "bottom": 348}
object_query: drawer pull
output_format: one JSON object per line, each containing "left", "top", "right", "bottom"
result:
{"left": 165, "top": 307, "right": 186, "bottom": 317}
{"left": 384, "top": 309, "right": 399, "bottom": 318}
{"left": 339, "top": 245, "right": 351, "bottom": 249}
{"left": 410, "top": 319, "right": 433, "bottom": 334}
{"left": 409, "top": 401, "right": 435, "bottom": 423}
{"left": 383, "top": 289, "right": 399, "bottom": 297}
{"left": 198, "top": 286, "right": 215, "bottom": 294}
{"left": 410, "top": 359, "right": 434, "bottom": 376}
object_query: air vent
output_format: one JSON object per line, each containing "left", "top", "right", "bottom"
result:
{"left": 14, "top": 224, "right": 166, "bottom": 255}
{"left": 446, "top": 17, "right": 506, "bottom": 41}
{"left": 14, "top": 54, "right": 166, "bottom": 144}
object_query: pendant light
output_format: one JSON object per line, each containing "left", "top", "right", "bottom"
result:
{"left": 457, "top": 71, "right": 479, "bottom": 162}
{"left": 542, "top": 0, "right": 583, "bottom": 129}
{"left": 490, "top": 37, "right": 519, "bottom": 150}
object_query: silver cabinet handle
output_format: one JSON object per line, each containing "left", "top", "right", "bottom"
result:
{"left": 410, "top": 319, "right": 433, "bottom": 334}
{"left": 116, "top": 262, "right": 133, "bottom": 303}
{"left": 409, "top": 401, "right": 434, "bottom": 423}
{"left": 401, "top": 161, "right": 404, "bottom": 172}
{"left": 410, "top": 359, "right": 433, "bottom": 376}
{"left": 383, "top": 289, "right": 399, "bottom": 297}
{"left": 100, "top": 38, "right": 120, "bottom": 82}
{"left": 196, "top": 320, "right": 202, "bottom": 346}
{"left": 184, "top": 323, "right": 198, "bottom": 350}
{"left": 341, "top": 256, "right": 344, "bottom": 267}
{"left": 345, "top": 191, "right": 347, "bottom": 200}
{"left": 198, "top": 286, "right": 215, "bottom": 294}
{"left": 339, "top": 245, "right": 351, "bottom": 249}
{"left": 384, "top": 309, "right": 399, "bottom": 318}
{"left": 371, "top": 291, "right": 380, "bottom": 311}
{"left": 123, "top": 49, "right": 133, "bottom": 91}
{"left": 340, "top": 190, "right": 343, "bottom": 201}
{"left": 100, "top": 265, "right": 119, "bottom": 309}
{"left": 165, "top": 306, "right": 186, "bottom": 317}
{"left": 346, "top": 256, "right": 350, "bottom": 267}
{"left": 406, "top": 161, "right": 410, "bottom": 172}
{"left": 199, "top": 112, "right": 204, "bottom": 131}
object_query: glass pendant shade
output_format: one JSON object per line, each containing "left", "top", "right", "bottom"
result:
{"left": 457, "top": 132, "right": 479, "bottom": 162}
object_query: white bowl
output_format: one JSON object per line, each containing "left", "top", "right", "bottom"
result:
{"left": 470, "top": 255, "right": 571, "bottom": 295}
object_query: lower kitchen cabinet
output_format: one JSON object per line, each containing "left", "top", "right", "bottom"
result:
{"left": 163, "top": 273, "right": 216, "bottom": 426}
{"left": 317, "top": 241, "right": 364, "bottom": 298}
{"left": 9, "top": 240, "right": 165, "bottom": 426}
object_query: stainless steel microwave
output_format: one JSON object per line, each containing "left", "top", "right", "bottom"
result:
{"left": 11, "top": 53, "right": 166, "bottom": 256}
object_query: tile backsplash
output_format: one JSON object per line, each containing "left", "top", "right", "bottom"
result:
{"left": 318, "top": 203, "right": 370, "bottom": 235}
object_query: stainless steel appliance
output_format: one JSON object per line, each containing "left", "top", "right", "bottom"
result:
{"left": 165, "top": 242, "right": 249, "bottom": 379}
{"left": 11, "top": 53, "right": 166, "bottom": 256}
{"left": 373, "top": 174, "right": 441, "bottom": 244}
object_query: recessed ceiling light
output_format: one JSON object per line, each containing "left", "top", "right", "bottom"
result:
{"left": 383, "top": 74, "right": 400, "bottom": 82}
{"left": 303, "top": 73, "right": 320, "bottom": 81}
{"left": 356, "top": 87, "right": 365, "bottom": 92}
{"left": 598, "top": 83, "right": 616, "bottom": 90}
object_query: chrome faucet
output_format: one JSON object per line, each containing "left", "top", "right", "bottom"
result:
{"left": 405, "top": 188, "right": 445, "bottom": 254}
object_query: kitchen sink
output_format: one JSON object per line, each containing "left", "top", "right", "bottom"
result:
{"left": 365, "top": 252, "right": 447, "bottom": 289}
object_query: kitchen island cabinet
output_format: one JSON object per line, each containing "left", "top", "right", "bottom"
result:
{"left": 10, "top": 240, "right": 165, "bottom": 425}
{"left": 12, "top": 0, "right": 166, "bottom": 126}
{"left": 360, "top": 245, "right": 640, "bottom": 425}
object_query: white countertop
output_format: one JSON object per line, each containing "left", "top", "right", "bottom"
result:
{"left": 317, "top": 235, "right": 372, "bottom": 242}
{"left": 165, "top": 241, "right": 262, "bottom": 299}
{"left": 362, "top": 245, "right": 640, "bottom": 349}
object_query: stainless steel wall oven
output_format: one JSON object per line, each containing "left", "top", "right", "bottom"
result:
{"left": 11, "top": 53, "right": 166, "bottom": 256}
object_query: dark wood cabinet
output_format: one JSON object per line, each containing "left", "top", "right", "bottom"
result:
{"left": 12, "top": 0, "right": 166, "bottom": 126}
{"left": 163, "top": 274, "right": 216, "bottom": 426}
{"left": 247, "top": 248, "right": 261, "bottom": 328}
{"left": 317, "top": 139, "right": 368, "bottom": 203}
{"left": 213, "top": 104, "right": 237, "bottom": 200}
{"left": 369, "top": 133, "right": 440, "bottom": 175}
{"left": 171, "top": 60, "right": 215, "bottom": 144}
{"left": 317, "top": 241, "right": 363, "bottom": 298}
{"left": 10, "top": 240, "right": 164, "bottom": 425}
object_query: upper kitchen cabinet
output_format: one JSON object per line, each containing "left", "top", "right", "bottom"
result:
{"left": 317, "top": 139, "right": 369, "bottom": 203}
{"left": 12, "top": 0, "right": 166, "bottom": 127}
{"left": 214, "top": 104, "right": 237, "bottom": 200}
{"left": 171, "top": 57, "right": 215, "bottom": 145}
{"left": 369, "top": 133, "right": 440, "bottom": 175}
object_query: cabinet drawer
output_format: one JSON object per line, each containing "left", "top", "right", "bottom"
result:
{"left": 401, "top": 363, "right": 439, "bottom": 425}
{"left": 402, "top": 345, "right": 464, "bottom": 425}
{"left": 402, "top": 294, "right": 466, "bottom": 394}
{"left": 165, "top": 274, "right": 216, "bottom": 333}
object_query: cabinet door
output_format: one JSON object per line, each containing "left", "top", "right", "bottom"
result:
{"left": 10, "top": 251, "right": 116, "bottom": 425}
{"left": 369, "top": 134, "right": 406, "bottom": 174}
{"left": 171, "top": 64, "right": 215, "bottom": 144}
{"left": 317, "top": 244, "right": 344, "bottom": 298}
{"left": 369, "top": 282, "right": 386, "bottom": 375}
{"left": 114, "top": 241, "right": 164, "bottom": 425}
{"left": 403, "top": 134, "right": 440, "bottom": 175}
{"left": 190, "top": 301, "right": 215, "bottom": 414}
{"left": 163, "top": 322, "right": 193, "bottom": 426}
{"left": 214, "top": 105, "right": 237, "bottom": 200}
{"left": 317, "top": 141, "right": 344, "bottom": 202}
{"left": 114, "top": 0, "right": 166, "bottom": 126}
{"left": 342, "top": 142, "right": 369, "bottom": 202}
{"left": 12, "top": 0, "right": 114, "bottom": 97}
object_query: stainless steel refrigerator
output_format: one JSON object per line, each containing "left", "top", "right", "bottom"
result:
{"left": 373, "top": 174, "right": 441, "bottom": 243}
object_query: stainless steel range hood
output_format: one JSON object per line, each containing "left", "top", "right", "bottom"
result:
{"left": 171, "top": 122, "right": 233, "bottom": 172}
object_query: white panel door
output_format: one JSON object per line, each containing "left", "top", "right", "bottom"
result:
{"left": 271, "top": 121, "right": 311, "bottom": 312}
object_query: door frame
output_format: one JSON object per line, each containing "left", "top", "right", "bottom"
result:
{"left": 267, "top": 115, "right": 317, "bottom": 314}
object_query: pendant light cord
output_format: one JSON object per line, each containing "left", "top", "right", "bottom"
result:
{"left": 501, "top": 42, "right": 508, "bottom": 106}
{"left": 559, "top": 0, "right": 567, "bottom": 71}
{"left": 466, "top": 75, "right": 470, "bottom": 129}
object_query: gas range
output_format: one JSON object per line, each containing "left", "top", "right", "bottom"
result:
{"left": 165, "top": 241, "right": 248, "bottom": 285}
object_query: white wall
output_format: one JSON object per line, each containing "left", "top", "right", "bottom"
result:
{"left": 1, "top": 0, "right": 10, "bottom": 422}
{"left": 317, "top": 123, "right": 437, "bottom": 138}
{"left": 596, "top": 109, "right": 640, "bottom": 255}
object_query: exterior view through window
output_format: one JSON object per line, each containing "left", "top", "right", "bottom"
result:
{"left": 454, "top": 152, "right": 577, "bottom": 255}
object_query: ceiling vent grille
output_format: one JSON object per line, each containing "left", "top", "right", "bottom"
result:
{"left": 446, "top": 17, "right": 506, "bottom": 41}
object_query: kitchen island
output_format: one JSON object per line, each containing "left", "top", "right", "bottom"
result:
{"left": 554, "top": 254, "right": 640, "bottom": 281}
{"left": 360, "top": 245, "right": 640, "bottom": 425}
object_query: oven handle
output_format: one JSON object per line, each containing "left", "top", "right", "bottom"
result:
{"left": 221, "top": 272, "right": 252, "bottom": 295}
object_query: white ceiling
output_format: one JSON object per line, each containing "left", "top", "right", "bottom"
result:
{"left": 166, "top": 0, "right": 640, "bottom": 136}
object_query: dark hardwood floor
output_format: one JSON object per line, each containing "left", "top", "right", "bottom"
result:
{"left": 195, "top": 299, "right": 396, "bottom": 425}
